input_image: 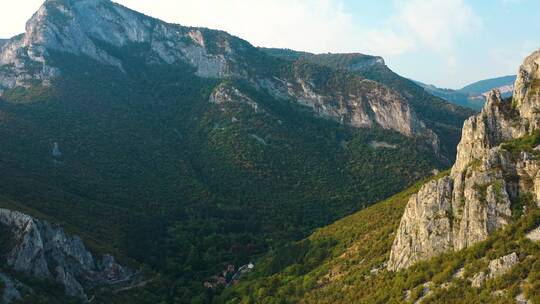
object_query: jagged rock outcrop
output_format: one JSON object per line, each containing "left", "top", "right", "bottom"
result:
{"left": 514, "top": 49, "right": 540, "bottom": 127}
{"left": 0, "top": 208, "right": 132, "bottom": 301}
{"left": 210, "top": 83, "right": 263, "bottom": 114}
{"left": 388, "top": 49, "right": 540, "bottom": 271}
{"left": 471, "top": 252, "right": 518, "bottom": 287}
{"left": 387, "top": 177, "right": 454, "bottom": 270}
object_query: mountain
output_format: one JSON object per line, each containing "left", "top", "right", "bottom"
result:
{"left": 0, "top": 0, "right": 473, "bottom": 302}
{"left": 417, "top": 75, "right": 517, "bottom": 110}
{"left": 225, "top": 50, "right": 540, "bottom": 303}
{"left": 415, "top": 80, "right": 482, "bottom": 110}
{"left": 260, "top": 49, "right": 475, "bottom": 158}
{"left": 460, "top": 75, "right": 517, "bottom": 95}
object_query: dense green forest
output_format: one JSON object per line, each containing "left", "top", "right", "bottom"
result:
{"left": 0, "top": 40, "right": 462, "bottom": 302}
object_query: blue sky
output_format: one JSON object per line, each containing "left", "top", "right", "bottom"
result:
{"left": 1, "top": 0, "right": 539, "bottom": 88}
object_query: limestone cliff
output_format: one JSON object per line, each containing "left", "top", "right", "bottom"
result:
{"left": 388, "top": 49, "right": 540, "bottom": 271}
{"left": 0, "top": 208, "right": 132, "bottom": 301}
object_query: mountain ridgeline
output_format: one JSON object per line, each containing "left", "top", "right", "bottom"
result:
{"left": 0, "top": 0, "right": 474, "bottom": 302}
{"left": 225, "top": 51, "right": 540, "bottom": 303}
{"left": 260, "top": 48, "right": 474, "bottom": 158}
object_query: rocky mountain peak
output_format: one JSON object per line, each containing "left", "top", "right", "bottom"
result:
{"left": 514, "top": 50, "right": 540, "bottom": 127}
{"left": 0, "top": 0, "right": 244, "bottom": 93}
{"left": 20, "top": 0, "right": 159, "bottom": 65}
{"left": 388, "top": 49, "right": 540, "bottom": 271}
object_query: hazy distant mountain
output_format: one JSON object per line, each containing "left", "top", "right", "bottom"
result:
{"left": 414, "top": 80, "right": 480, "bottom": 110}
{"left": 416, "top": 75, "right": 517, "bottom": 110}
{"left": 460, "top": 75, "right": 516, "bottom": 95}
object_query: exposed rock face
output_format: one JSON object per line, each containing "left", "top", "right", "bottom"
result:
{"left": 0, "top": 0, "right": 440, "bottom": 143}
{"left": 514, "top": 49, "right": 540, "bottom": 129}
{"left": 471, "top": 253, "right": 518, "bottom": 287}
{"left": 388, "top": 177, "right": 454, "bottom": 270}
{"left": 487, "top": 252, "right": 518, "bottom": 279}
{"left": 388, "top": 49, "right": 540, "bottom": 271}
{"left": 210, "top": 83, "right": 262, "bottom": 114}
{"left": 526, "top": 224, "right": 540, "bottom": 241}
{"left": 347, "top": 56, "right": 385, "bottom": 72}
{"left": 280, "top": 75, "right": 431, "bottom": 138}
{"left": 0, "top": 0, "right": 247, "bottom": 92}
{"left": 0, "top": 208, "right": 132, "bottom": 301}
{"left": 256, "top": 70, "right": 439, "bottom": 143}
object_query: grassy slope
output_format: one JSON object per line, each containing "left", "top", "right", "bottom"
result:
{"left": 223, "top": 169, "right": 540, "bottom": 304}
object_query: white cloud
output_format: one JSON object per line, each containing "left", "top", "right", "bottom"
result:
{"left": 488, "top": 42, "right": 539, "bottom": 74}
{"left": 390, "top": 0, "right": 481, "bottom": 52}
{"left": 363, "top": 30, "right": 414, "bottom": 56}
{"left": 1, "top": 0, "right": 481, "bottom": 58}
{"left": 119, "top": 0, "right": 481, "bottom": 59}
{"left": 0, "top": 0, "right": 43, "bottom": 38}
{"left": 118, "top": 0, "right": 357, "bottom": 54}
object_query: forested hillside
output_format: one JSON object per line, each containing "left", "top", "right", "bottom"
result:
{"left": 0, "top": 0, "right": 475, "bottom": 302}
{"left": 224, "top": 50, "right": 540, "bottom": 304}
{"left": 223, "top": 170, "right": 540, "bottom": 304}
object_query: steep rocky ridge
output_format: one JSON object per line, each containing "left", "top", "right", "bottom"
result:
{"left": 388, "top": 49, "right": 540, "bottom": 271}
{"left": 258, "top": 61, "right": 437, "bottom": 140}
{"left": 0, "top": 0, "right": 454, "bottom": 144}
{"left": 261, "top": 48, "right": 474, "bottom": 160}
{"left": 0, "top": 0, "right": 246, "bottom": 90}
{"left": 0, "top": 208, "right": 132, "bottom": 301}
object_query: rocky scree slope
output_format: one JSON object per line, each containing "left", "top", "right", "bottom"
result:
{"left": 0, "top": 208, "right": 132, "bottom": 302}
{"left": 388, "top": 49, "right": 540, "bottom": 271}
